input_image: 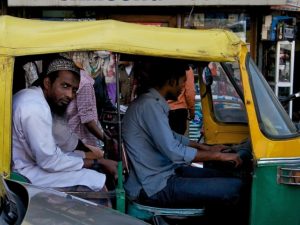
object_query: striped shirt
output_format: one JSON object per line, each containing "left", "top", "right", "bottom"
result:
{"left": 67, "top": 70, "right": 99, "bottom": 146}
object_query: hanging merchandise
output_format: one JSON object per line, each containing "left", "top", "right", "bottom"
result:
{"left": 275, "top": 40, "right": 295, "bottom": 118}
{"left": 262, "top": 15, "right": 296, "bottom": 41}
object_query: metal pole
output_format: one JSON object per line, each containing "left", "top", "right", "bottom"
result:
{"left": 114, "top": 53, "right": 125, "bottom": 213}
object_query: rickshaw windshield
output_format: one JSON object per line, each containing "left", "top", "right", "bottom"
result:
{"left": 247, "top": 56, "right": 299, "bottom": 138}
{"left": 209, "top": 61, "right": 247, "bottom": 123}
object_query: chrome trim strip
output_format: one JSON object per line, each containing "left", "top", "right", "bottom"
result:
{"left": 258, "top": 157, "right": 300, "bottom": 166}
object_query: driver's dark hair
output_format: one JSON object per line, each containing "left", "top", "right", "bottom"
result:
{"left": 134, "top": 58, "right": 189, "bottom": 93}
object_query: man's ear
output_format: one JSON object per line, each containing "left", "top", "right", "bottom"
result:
{"left": 43, "top": 77, "right": 51, "bottom": 90}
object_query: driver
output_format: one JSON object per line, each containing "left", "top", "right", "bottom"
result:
{"left": 122, "top": 58, "right": 250, "bottom": 224}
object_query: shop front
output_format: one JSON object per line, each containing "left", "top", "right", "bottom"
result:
{"left": 258, "top": 2, "right": 300, "bottom": 121}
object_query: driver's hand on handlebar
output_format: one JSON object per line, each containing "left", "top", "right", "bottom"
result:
{"left": 209, "top": 144, "right": 229, "bottom": 152}
{"left": 219, "top": 152, "right": 242, "bottom": 168}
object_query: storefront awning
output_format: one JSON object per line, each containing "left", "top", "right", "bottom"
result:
{"left": 8, "top": 0, "right": 287, "bottom": 7}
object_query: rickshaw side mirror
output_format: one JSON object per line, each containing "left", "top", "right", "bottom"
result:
{"left": 202, "top": 66, "right": 213, "bottom": 86}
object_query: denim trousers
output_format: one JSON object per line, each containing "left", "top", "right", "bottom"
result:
{"left": 138, "top": 166, "right": 243, "bottom": 209}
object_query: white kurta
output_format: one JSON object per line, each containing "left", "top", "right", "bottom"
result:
{"left": 12, "top": 86, "right": 105, "bottom": 191}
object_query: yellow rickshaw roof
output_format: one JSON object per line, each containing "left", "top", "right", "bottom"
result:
{"left": 0, "top": 15, "right": 244, "bottom": 61}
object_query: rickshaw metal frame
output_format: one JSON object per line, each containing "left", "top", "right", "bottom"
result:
{"left": 0, "top": 14, "right": 244, "bottom": 179}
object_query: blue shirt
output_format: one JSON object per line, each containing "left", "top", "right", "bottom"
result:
{"left": 122, "top": 88, "right": 197, "bottom": 198}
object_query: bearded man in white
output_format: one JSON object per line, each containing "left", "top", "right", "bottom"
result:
{"left": 12, "top": 58, "right": 116, "bottom": 193}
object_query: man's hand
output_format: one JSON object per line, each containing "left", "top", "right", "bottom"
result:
{"left": 209, "top": 144, "right": 229, "bottom": 152}
{"left": 193, "top": 147, "right": 242, "bottom": 168}
{"left": 190, "top": 141, "right": 228, "bottom": 152}
{"left": 98, "top": 158, "right": 118, "bottom": 180}
{"left": 218, "top": 152, "right": 242, "bottom": 168}
{"left": 85, "top": 144, "right": 104, "bottom": 159}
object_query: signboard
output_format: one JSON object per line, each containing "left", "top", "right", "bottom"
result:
{"left": 8, "top": 0, "right": 287, "bottom": 7}
{"left": 272, "top": 0, "right": 300, "bottom": 11}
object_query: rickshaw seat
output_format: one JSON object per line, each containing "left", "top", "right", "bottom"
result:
{"left": 10, "top": 171, "right": 31, "bottom": 183}
{"left": 127, "top": 199, "right": 205, "bottom": 225}
{"left": 10, "top": 171, "right": 113, "bottom": 205}
{"left": 64, "top": 189, "right": 115, "bottom": 206}
{"left": 122, "top": 144, "right": 205, "bottom": 224}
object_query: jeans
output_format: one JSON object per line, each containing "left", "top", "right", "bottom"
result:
{"left": 138, "top": 166, "right": 243, "bottom": 208}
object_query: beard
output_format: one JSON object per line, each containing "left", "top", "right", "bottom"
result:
{"left": 47, "top": 99, "right": 68, "bottom": 116}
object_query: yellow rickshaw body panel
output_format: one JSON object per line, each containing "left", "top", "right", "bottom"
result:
{"left": 0, "top": 56, "right": 13, "bottom": 176}
{"left": 239, "top": 46, "right": 300, "bottom": 159}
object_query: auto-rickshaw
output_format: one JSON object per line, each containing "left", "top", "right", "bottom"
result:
{"left": 0, "top": 15, "right": 299, "bottom": 225}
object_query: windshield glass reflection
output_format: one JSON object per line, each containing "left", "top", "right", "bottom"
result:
{"left": 248, "top": 57, "right": 298, "bottom": 138}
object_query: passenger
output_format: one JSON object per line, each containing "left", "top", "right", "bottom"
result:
{"left": 103, "top": 53, "right": 118, "bottom": 106}
{"left": 60, "top": 51, "right": 116, "bottom": 120}
{"left": 119, "top": 61, "right": 135, "bottom": 106}
{"left": 60, "top": 51, "right": 117, "bottom": 157}
{"left": 66, "top": 69, "right": 114, "bottom": 149}
{"left": 12, "top": 58, "right": 114, "bottom": 195}
{"left": 168, "top": 66, "right": 195, "bottom": 135}
{"left": 52, "top": 112, "right": 117, "bottom": 178}
{"left": 66, "top": 69, "right": 118, "bottom": 189}
{"left": 122, "top": 58, "right": 248, "bottom": 224}
{"left": 94, "top": 72, "right": 117, "bottom": 117}
{"left": 93, "top": 52, "right": 117, "bottom": 119}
